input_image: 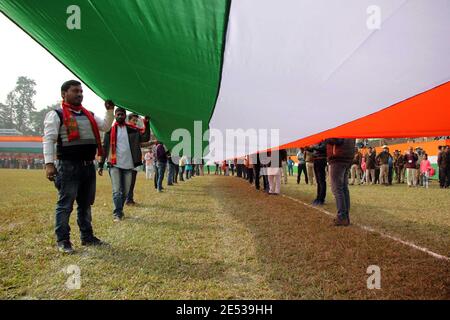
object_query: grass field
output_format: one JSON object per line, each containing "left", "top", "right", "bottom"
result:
{"left": 0, "top": 169, "right": 449, "bottom": 299}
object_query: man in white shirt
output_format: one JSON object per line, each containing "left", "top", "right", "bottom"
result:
{"left": 98, "top": 108, "right": 150, "bottom": 221}
{"left": 43, "top": 80, "right": 115, "bottom": 254}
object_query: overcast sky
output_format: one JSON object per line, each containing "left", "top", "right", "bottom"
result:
{"left": 0, "top": 13, "right": 105, "bottom": 115}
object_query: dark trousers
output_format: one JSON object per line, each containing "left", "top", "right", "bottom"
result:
{"left": 174, "top": 165, "right": 179, "bottom": 183}
{"left": 375, "top": 168, "right": 380, "bottom": 184}
{"left": 329, "top": 162, "right": 351, "bottom": 220}
{"left": 395, "top": 165, "right": 404, "bottom": 183}
{"left": 126, "top": 170, "right": 137, "bottom": 203}
{"left": 262, "top": 173, "right": 269, "bottom": 192}
{"left": 314, "top": 159, "right": 327, "bottom": 203}
{"left": 168, "top": 162, "right": 175, "bottom": 185}
{"left": 388, "top": 166, "right": 393, "bottom": 185}
{"left": 442, "top": 166, "right": 450, "bottom": 188}
{"left": 153, "top": 163, "right": 158, "bottom": 189}
{"left": 54, "top": 160, "right": 95, "bottom": 242}
{"left": 236, "top": 164, "right": 242, "bottom": 177}
{"left": 247, "top": 167, "right": 254, "bottom": 184}
{"left": 254, "top": 165, "right": 261, "bottom": 190}
{"left": 179, "top": 166, "right": 185, "bottom": 181}
{"left": 288, "top": 166, "right": 294, "bottom": 176}
{"left": 230, "top": 164, "right": 235, "bottom": 176}
{"left": 447, "top": 167, "right": 450, "bottom": 188}
{"left": 439, "top": 166, "right": 446, "bottom": 188}
{"left": 156, "top": 161, "right": 167, "bottom": 191}
{"left": 297, "top": 163, "right": 308, "bottom": 184}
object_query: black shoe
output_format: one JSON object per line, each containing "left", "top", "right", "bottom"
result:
{"left": 125, "top": 200, "right": 136, "bottom": 206}
{"left": 57, "top": 240, "right": 74, "bottom": 254}
{"left": 81, "top": 236, "right": 105, "bottom": 246}
{"left": 333, "top": 217, "right": 350, "bottom": 226}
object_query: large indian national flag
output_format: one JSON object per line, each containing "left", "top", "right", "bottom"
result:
{"left": 1, "top": 0, "right": 449, "bottom": 160}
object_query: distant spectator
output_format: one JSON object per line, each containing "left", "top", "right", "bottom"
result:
{"left": 376, "top": 145, "right": 391, "bottom": 186}
{"left": 404, "top": 147, "right": 419, "bottom": 187}
{"left": 364, "top": 147, "right": 376, "bottom": 185}
{"left": 393, "top": 150, "right": 405, "bottom": 184}
{"left": 296, "top": 148, "right": 308, "bottom": 184}
{"left": 287, "top": 158, "right": 294, "bottom": 176}
{"left": 307, "top": 142, "right": 327, "bottom": 206}
{"left": 350, "top": 147, "right": 362, "bottom": 185}
{"left": 420, "top": 153, "right": 432, "bottom": 189}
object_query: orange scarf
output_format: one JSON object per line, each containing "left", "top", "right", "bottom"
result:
{"left": 61, "top": 102, "right": 103, "bottom": 156}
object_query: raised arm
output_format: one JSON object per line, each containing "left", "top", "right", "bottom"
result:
{"left": 94, "top": 100, "right": 115, "bottom": 132}
{"left": 139, "top": 116, "right": 151, "bottom": 142}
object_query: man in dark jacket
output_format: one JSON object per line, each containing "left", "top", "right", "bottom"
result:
{"left": 437, "top": 145, "right": 448, "bottom": 188}
{"left": 98, "top": 108, "right": 150, "bottom": 221}
{"left": 307, "top": 142, "right": 327, "bottom": 206}
{"left": 155, "top": 141, "right": 168, "bottom": 192}
{"left": 326, "top": 138, "right": 356, "bottom": 226}
{"left": 446, "top": 146, "right": 450, "bottom": 188}
{"left": 393, "top": 150, "right": 405, "bottom": 184}
{"left": 376, "top": 146, "right": 391, "bottom": 185}
{"left": 364, "top": 147, "right": 376, "bottom": 185}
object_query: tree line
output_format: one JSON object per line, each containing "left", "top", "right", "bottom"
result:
{"left": 0, "top": 76, "right": 58, "bottom": 136}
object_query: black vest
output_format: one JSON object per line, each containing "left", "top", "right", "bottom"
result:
{"left": 55, "top": 109, "right": 97, "bottom": 161}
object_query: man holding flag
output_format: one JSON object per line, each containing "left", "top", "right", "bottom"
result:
{"left": 98, "top": 108, "right": 150, "bottom": 222}
{"left": 43, "top": 80, "right": 115, "bottom": 254}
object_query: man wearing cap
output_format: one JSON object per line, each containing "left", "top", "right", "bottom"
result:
{"left": 376, "top": 145, "right": 391, "bottom": 186}
{"left": 43, "top": 80, "right": 115, "bottom": 254}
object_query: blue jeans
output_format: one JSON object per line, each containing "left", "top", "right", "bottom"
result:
{"left": 329, "top": 162, "right": 351, "bottom": 220}
{"left": 109, "top": 167, "right": 133, "bottom": 218}
{"left": 126, "top": 170, "right": 137, "bottom": 203}
{"left": 156, "top": 161, "right": 167, "bottom": 191}
{"left": 168, "top": 162, "right": 175, "bottom": 185}
{"left": 54, "top": 160, "right": 96, "bottom": 242}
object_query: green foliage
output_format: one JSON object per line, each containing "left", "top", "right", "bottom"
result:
{"left": 1, "top": 76, "right": 58, "bottom": 136}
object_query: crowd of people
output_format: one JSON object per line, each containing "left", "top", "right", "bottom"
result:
{"left": 217, "top": 140, "right": 356, "bottom": 226}
{"left": 347, "top": 145, "right": 450, "bottom": 189}
{"left": 0, "top": 158, "right": 44, "bottom": 169}
{"left": 42, "top": 80, "right": 450, "bottom": 254}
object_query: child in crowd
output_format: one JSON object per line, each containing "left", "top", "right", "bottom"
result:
{"left": 419, "top": 154, "right": 432, "bottom": 189}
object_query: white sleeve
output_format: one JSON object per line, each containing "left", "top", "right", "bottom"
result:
{"left": 43, "top": 111, "right": 60, "bottom": 164}
{"left": 95, "top": 109, "right": 114, "bottom": 132}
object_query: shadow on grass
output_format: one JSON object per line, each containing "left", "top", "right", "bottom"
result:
{"left": 207, "top": 178, "right": 450, "bottom": 299}
{"left": 87, "top": 243, "right": 229, "bottom": 283}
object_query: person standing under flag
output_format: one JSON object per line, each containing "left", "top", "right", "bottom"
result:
{"left": 98, "top": 108, "right": 150, "bottom": 221}
{"left": 43, "top": 80, "right": 115, "bottom": 254}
